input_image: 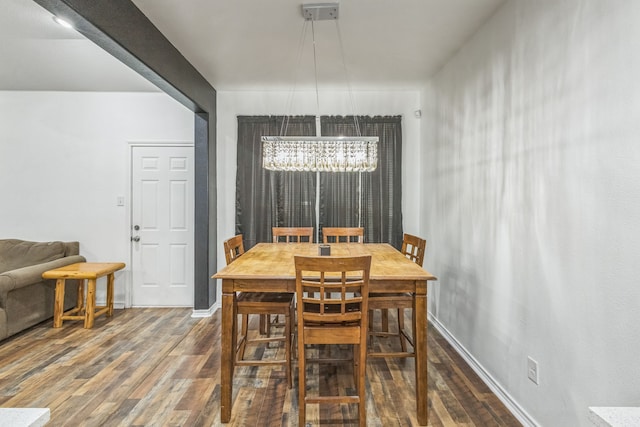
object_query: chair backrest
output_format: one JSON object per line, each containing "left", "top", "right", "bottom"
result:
{"left": 401, "top": 233, "right": 426, "bottom": 267}
{"left": 294, "top": 255, "right": 371, "bottom": 326}
{"left": 223, "top": 235, "right": 245, "bottom": 265}
{"left": 272, "top": 227, "right": 314, "bottom": 243}
{"left": 322, "top": 227, "right": 364, "bottom": 244}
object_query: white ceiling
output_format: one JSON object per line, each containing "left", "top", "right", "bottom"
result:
{"left": 0, "top": 0, "right": 505, "bottom": 92}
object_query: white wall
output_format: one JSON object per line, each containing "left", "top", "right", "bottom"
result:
{"left": 422, "top": 0, "right": 640, "bottom": 425}
{"left": 216, "top": 90, "right": 422, "bottom": 276}
{"left": 0, "top": 91, "right": 193, "bottom": 305}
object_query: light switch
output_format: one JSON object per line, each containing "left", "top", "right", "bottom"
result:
{"left": 117, "top": 196, "right": 125, "bottom": 206}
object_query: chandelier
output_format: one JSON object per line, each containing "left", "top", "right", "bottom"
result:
{"left": 261, "top": 3, "right": 378, "bottom": 173}
{"left": 262, "top": 136, "right": 377, "bottom": 172}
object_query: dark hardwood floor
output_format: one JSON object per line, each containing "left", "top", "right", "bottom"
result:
{"left": 0, "top": 308, "right": 521, "bottom": 426}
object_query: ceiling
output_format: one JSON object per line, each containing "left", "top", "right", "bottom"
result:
{"left": 0, "top": 0, "right": 157, "bottom": 91}
{"left": 0, "top": 0, "right": 505, "bottom": 92}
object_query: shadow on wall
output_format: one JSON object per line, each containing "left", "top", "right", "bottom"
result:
{"left": 436, "top": 264, "right": 482, "bottom": 341}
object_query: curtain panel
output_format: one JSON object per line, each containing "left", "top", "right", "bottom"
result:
{"left": 320, "top": 115, "right": 403, "bottom": 249}
{"left": 235, "top": 115, "right": 403, "bottom": 249}
{"left": 235, "top": 115, "right": 316, "bottom": 249}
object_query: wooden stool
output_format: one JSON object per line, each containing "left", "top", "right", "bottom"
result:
{"left": 43, "top": 262, "right": 125, "bottom": 329}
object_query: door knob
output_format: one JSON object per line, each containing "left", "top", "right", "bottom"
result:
{"left": 131, "top": 236, "right": 141, "bottom": 242}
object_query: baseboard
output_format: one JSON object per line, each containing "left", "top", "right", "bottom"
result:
{"left": 428, "top": 313, "right": 539, "bottom": 427}
{"left": 109, "top": 301, "right": 218, "bottom": 316}
{"left": 191, "top": 301, "right": 219, "bottom": 318}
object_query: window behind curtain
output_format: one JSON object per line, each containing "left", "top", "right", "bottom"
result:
{"left": 320, "top": 115, "right": 403, "bottom": 248}
{"left": 235, "top": 115, "right": 402, "bottom": 249}
{"left": 236, "top": 115, "right": 316, "bottom": 249}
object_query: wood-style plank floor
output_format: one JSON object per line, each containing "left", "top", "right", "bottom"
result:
{"left": 0, "top": 308, "right": 521, "bottom": 426}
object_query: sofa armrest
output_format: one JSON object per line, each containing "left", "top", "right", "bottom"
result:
{"left": 0, "top": 255, "right": 86, "bottom": 300}
{"left": 63, "top": 242, "right": 80, "bottom": 256}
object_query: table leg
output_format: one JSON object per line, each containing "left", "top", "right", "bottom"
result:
{"left": 221, "top": 280, "right": 236, "bottom": 423}
{"left": 85, "top": 278, "right": 97, "bottom": 329}
{"left": 414, "top": 280, "right": 429, "bottom": 425}
{"left": 107, "top": 273, "right": 115, "bottom": 316}
{"left": 77, "top": 279, "right": 85, "bottom": 313}
{"left": 53, "top": 279, "right": 66, "bottom": 328}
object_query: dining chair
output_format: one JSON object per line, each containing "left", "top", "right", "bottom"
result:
{"left": 223, "top": 235, "right": 294, "bottom": 387}
{"left": 294, "top": 254, "right": 371, "bottom": 427}
{"left": 322, "top": 227, "right": 364, "bottom": 243}
{"left": 268, "top": 226, "right": 314, "bottom": 338}
{"left": 272, "top": 226, "right": 314, "bottom": 243}
{"left": 368, "top": 233, "right": 426, "bottom": 358}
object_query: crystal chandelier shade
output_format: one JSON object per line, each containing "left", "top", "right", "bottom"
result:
{"left": 261, "top": 3, "right": 378, "bottom": 173}
{"left": 262, "top": 136, "right": 378, "bottom": 172}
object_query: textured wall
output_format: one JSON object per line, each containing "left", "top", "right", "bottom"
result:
{"left": 423, "top": 1, "right": 640, "bottom": 425}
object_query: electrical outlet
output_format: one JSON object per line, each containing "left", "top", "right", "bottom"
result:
{"left": 527, "top": 356, "right": 539, "bottom": 385}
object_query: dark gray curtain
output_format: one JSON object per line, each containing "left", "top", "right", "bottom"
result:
{"left": 320, "top": 116, "right": 403, "bottom": 248}
{"left": 235, "top": 115, "right": 402, "bottom": 249}
{"left": 236, "top": 116, "right": 316, "bottom": 248}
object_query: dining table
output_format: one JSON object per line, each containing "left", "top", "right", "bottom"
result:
{"left": 212, "top": 242, "right": 437, "bottom": 425}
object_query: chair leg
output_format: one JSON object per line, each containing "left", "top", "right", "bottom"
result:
{"left": 398, "top": 308, "right": 407, "bottom": 352}
{"left": 238, "top": 314, "right": 249, "bottom": 360}
{"left": 353, "top": 344, "right": 359, "bottom": 386}
{"left": 285, "top": 309, "right": 292, "bottom": 388}
{"left": 259, "top": 314, "right": 267, "bottom": 335}
{"left": 291, "top": 304, "right": 297, "bottom": 360}
{"left": 381, "top": 308, "right": 389, "bottom": 332}
{"left": 358, "top": 343, "right": 367, "bottom": 427}
{"left": 298, "top": 335, "right": 306, "bottom": 427}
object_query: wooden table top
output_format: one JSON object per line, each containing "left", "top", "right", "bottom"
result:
{"left": 42, "top": 262, "right": 126, "bottom": 280}
{"left": 213, "top": 243, "right": 436, "bottom": 282}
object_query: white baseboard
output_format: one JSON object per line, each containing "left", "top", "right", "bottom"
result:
{"left": 109, "top": 301, "right": 218, "bottom": 316}
{"left": 428, "top": 313, "right": 539, "bottom": 427}
{"left": 191, "top": 301, "right": 219, "bottom": 318}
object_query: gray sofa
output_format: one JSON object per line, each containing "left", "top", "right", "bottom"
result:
{"left": 0, "top": 239, "right": 86, "bottom": 341}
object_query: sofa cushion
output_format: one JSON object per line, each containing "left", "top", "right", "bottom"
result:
{"left": 0, "top": 239, "right": 66, "bottom": 274}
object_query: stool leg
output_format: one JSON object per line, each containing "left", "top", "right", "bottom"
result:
{"left": 53, "top": 279, "right": 66, "bottom": 328}
{"left": 85, "top": 278, "right": 97, "bottom": 328}
{"left": 107, "top": 273, "right": 115, "bottom": 316}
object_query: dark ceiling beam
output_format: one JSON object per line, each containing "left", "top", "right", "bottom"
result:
{"left": 33, "top": 0, "right": 218, "bottom": 311}
{"left": 33, "top": 0, "right": 214, "bottom": 113}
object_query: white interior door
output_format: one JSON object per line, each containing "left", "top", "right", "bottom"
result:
{"left": 131, "top": 145, "right": 194, "bottom": 307}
